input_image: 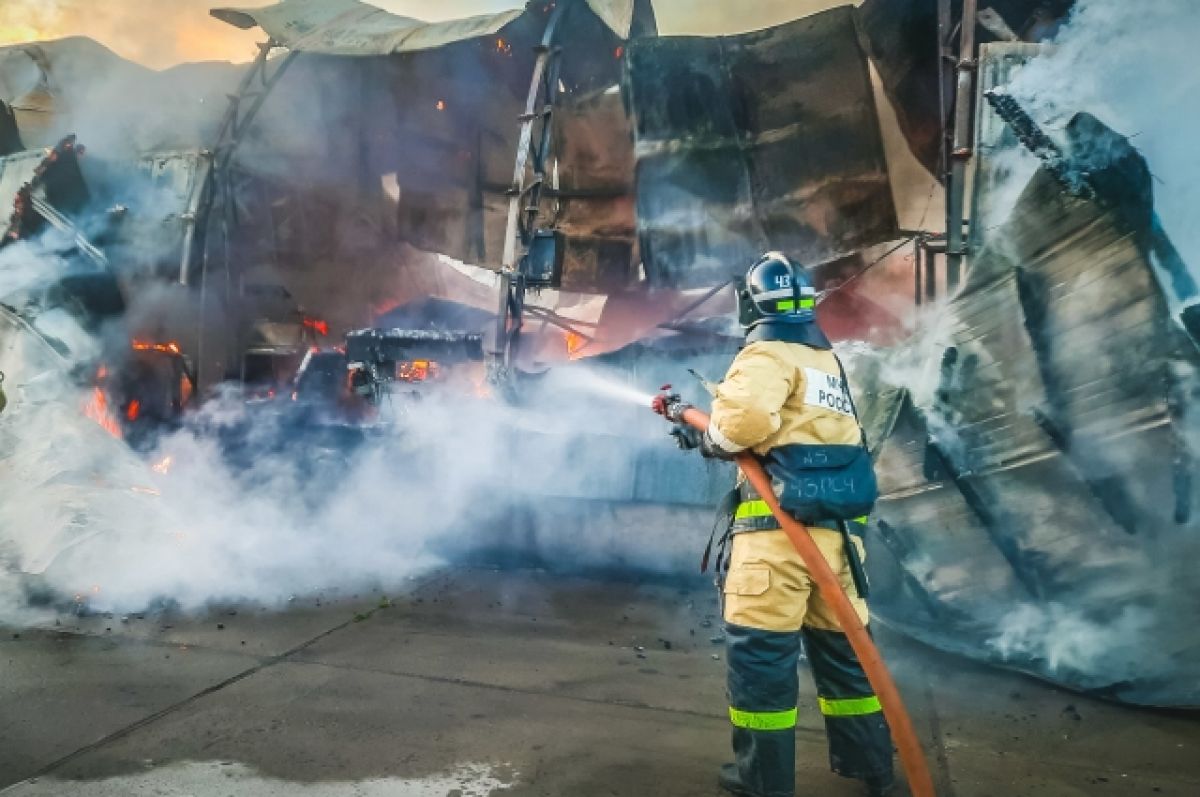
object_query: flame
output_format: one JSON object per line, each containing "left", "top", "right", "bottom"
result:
{"left": 436, "top": 99, "right": 447, "bottom": 112}
{"left": 566, "top": 331, "right": 589, "bottom": 358}
{"left": 132, "top": 340, "right": 182, "bottom": 355}
{"left": 614, "top": 45, "right": 625, "bottom": 59}
{"left": 125, "top": 399, "right": 141, "bottom": 421}
{"left": 83, "top": 387, "right": 123, "bottom": 439}
{"left": 397, "top": 359, "right": 438, "bottom": 383}
{"left": 302, "top": 317, "right": 329, "bottom": 337}
{"left": 153, "top": 456, "right": 173, "bottom": 475}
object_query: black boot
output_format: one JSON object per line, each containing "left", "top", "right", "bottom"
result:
{"left": 863, "top": 773, "right": 895, "bottom": 796}
{"left": 718, "top": 763, "right": 760, "bottom": 797}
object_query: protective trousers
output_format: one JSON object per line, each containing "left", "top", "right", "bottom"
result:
{"left": 722, "top": 528, "right": 893, "bottom": 796}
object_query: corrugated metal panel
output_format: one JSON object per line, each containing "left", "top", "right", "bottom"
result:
{"left": 859, "top": 157, "right": 1200, "bottom": 705}
{"left": 625, "top": 7, "right": 898, "bottom": 289}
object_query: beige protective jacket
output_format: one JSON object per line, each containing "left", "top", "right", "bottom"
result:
{"left": 707, "top": 340, "right": 860, "bottom": 456}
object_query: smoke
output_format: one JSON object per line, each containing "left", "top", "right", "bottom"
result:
{"left": 0, "top": 1, "right": 260, "bottom": 69}
{"left": 1006, "top": 0, "right": 1200, "bottom": 276}
{"left": 989, "top": 603, "right": 1153, "bottom": 684}
{"left": 0, "top": 257, "right": 702, "bottom": 624}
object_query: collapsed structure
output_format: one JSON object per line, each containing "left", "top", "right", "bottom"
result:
{"left": 3, "top": 0, "right": 1196, "bottom": 706}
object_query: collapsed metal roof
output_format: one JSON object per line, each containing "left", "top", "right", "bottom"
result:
{"left": 211, "top": 0, "right": 652, "bottom": 52}
{"left": 1, "top": 2, "right": 910, "bottom": 298}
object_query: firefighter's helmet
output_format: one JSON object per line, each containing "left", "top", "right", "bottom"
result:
{"left": 736, "top": 252, "right": 831, "bottom": 348}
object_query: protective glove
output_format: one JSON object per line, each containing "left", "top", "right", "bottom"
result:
{"left": 670, "top": 424, "right": 702, "bottom": 450}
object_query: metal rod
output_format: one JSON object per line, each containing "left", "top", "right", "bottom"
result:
{"left": 913, "top": 237, "right": 923, "bottom": 307}
{"left": 28, "top": 195, "right": 108, "bottom": 269}
{"left": 523, "top": 305, "right": 595, "bottom": 341}
{"left": 925, "top": 247, "right": 938, "bottom": 304}
{"left": 657, "top": 280, "right": 732, "bottom": 330}
{"left": 180, "top": 41, "right": 271, "bottom": 286}
{"left": 945, "top": 0, "right": 979, "bottom": 292}
{"left": 491, "top": 1, "right": 574, "bottom": 384}
{"left": 937, "top": 0, "right": 953, "bottom": 183}
{"left": 191, "top": 41, "right": 294, "bottom": 387}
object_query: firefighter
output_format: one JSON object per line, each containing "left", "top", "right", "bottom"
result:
{"left": 655, "top": 253, "right": 894, "bottom": 797}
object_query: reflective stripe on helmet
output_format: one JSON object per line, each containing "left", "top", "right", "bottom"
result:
{"left": 774, "top": 298, "right": 816, "bottom": 312}
{"left": 729, "top": 706, "right": 798, "bottom": 730}
{"left": 756, "top": 286, "right": 817, "bottom": 301}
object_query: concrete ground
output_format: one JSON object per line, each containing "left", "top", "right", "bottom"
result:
{"left": 1, "top": 567, "right": 1198, "bottom": 796}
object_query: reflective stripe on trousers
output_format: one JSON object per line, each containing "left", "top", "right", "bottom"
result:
{"left": 818, "top": 695, "right": 883, "bottom": 717}
{"left": 729, "top": 707, "right": 798, "bottom": 731}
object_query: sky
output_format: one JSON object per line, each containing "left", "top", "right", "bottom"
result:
{"left": 0, "top": 0, "right": 852, "bottom": 69}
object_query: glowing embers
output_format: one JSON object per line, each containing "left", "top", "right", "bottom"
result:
{"left": 495, "top": 37, "right": 513, "bottom": 56}
{"left": 396, "top": 359, "right": 440, "bottom": 383}
{"left": 132, "top": 340, "right": 181, "bottom": 355}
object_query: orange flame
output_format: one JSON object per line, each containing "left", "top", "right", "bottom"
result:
{"left": 132, "top": 340, "right": 182, "bottom": 355}
{"left": 126, "top": 399, "right": 141, "bottom": 421}
{"left": 83, "top": 387, "right": 123, "bottom": 439}
{"left": 566, "top": 331, "right": 588, "bottom": 359}
{"left": 436, "top": 99, "right": 446, "bottom": 112}
{"left": 153, "top": 456, "right": 173, "bottom": 475}
{"left": 302, "top": 317, "right": 329, "bottom": 337}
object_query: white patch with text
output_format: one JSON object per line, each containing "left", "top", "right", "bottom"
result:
{"left": 802, "top": 367, "right": 854, "bottom": 417}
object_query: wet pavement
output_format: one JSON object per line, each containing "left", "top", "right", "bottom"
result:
{"left": 2, "top": 567, "right": 1198, "bottom": 796}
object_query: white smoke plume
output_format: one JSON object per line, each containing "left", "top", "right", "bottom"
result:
{"left": 1007, "top": 0, "right": 1200, "bottom": 275}
{"left": 0, "top": 237, "right": 702, "bottom": 624}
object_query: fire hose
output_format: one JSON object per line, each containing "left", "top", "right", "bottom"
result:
{"left": 671, "top": 404, "right": 936, "bottom": 797}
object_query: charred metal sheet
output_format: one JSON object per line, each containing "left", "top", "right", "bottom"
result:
{"left": 858, "top": 0, "right": 1073, "bottom": 176}
{"left": 0, "top": 101, "right": 21, "bottom": 156}
{"left": 854, "top": 119, "right": 1200, "bottom": 705}
{"left": 0, "top": 136, "right": 90, "bottom": 249}
{"left": 551, "top": 89, "right": 639, "bottom": 291}
{"left": 214, "top": 1, "right": 648, "bottom": 290}
{"left": 625, "top": 7, "right": 897, "bottom": 289}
